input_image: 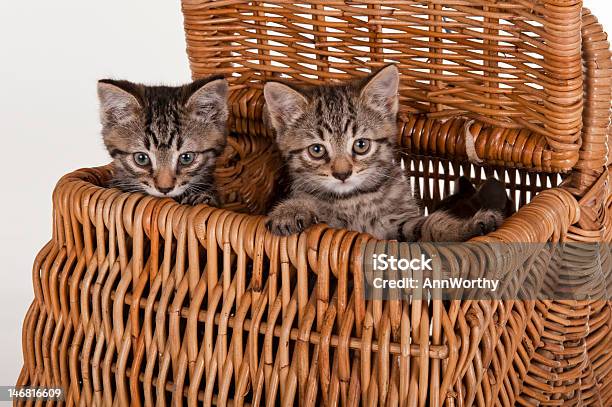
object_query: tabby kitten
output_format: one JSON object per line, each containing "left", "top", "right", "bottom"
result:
{"left": 97, "top": 77, "right": 229, "bottom": 206}
{"left": 264, "top": 65, "right": 423, "bottom": 240}
{"left": 414, "top": 176, "right": 515, "bottom": 241}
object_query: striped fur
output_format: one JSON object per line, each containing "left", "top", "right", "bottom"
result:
{"left": 264, "top": 65, "right": 423, "bottom": 240}
{"left": 418, "top": 209, "right": 504, "bottom": 242}
{"left": 97, "top": 77, "right": 229, "bottom": 206}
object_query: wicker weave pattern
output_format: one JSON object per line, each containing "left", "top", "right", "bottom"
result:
{"left": 572, "top": 10, "right": 612, "bottom": 192}
{"left": 215, "top": 133, "right": 283, "bottom": 214}
{"left": 183, "top": 0, "right": 588, "bottom": 172}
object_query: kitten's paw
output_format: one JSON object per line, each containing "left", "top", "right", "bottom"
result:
{"left": 180, "top": 192, "right": 220, "bottom": 207}
{"left": 266, "top": 209, "right": 318, "bottom": 236}
{"left": 401, "top": 217, "right": 426, "bottom": 242}
{"left": 469, "top": 210, "right": 503, "bottom": 237}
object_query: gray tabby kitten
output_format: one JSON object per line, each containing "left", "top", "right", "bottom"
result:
{"left": 97, "top": 77, "right": 229, "bottom": 206}
{"left": 263, "top": 65, "right": 423, "bottom": 240}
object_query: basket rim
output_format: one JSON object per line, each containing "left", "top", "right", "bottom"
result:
{"left": 53, "top": 164, "right": 581, "bottom": 251}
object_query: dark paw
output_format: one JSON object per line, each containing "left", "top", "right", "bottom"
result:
{"left": 180, "top": 192, "right": 220, "bottom": 207}
{"left": 471, "top": 211, "right": 502, "bottom": 237}
{"left": 266, "top": 211, "right": 318, "bottom": 236}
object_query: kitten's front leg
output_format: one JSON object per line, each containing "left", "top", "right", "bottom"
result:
{"left": 180, "top": 190, "right": 220, "bottom": 207}
{"left": 415, "top": 209, "right": 502, "bottom": 242}
{"left": 266, "top": 197, "right": 321, "bottom": 236}
{"left": 400, "top": 216, "right": 427, "bottom": 242}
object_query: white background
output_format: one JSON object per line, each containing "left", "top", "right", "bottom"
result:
{"left": 0, "top": 0, "right": 610, "bottom": 393}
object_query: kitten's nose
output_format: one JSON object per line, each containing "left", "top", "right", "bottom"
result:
{"left": 156, "top": 186, "right": 173, "bottom": 194}
{"left": 155, "top": 169, "right": 176, "bottom": 195}
{"left": 331, "top": 157, "right": 352, "bottom": 181}
{"left": 332, "top": 170, "right": 352, "bottom": 181}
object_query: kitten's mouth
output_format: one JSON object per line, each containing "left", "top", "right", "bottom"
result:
{"left": 324, "top": 177, "right": 361, "bottom": 194}
{"left": 316, "top": 169, "right": 385, "bottom": 196}
{"left": 144, "top": 185, "right": 188, "bottom": 198}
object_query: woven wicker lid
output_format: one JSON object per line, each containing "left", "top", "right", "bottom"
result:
{"left": 180, "top": 0, "right": 609, "bottom": 175}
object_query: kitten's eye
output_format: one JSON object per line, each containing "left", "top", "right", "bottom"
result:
{"left": 353, "top": 139, "right": 371, "bottom": 155}
{"left": 133, "top": 152, "right": 150, "bottom": 167}
{"left": 308, "top": 144, "right": 326, "bottom": 159}
{"left": 179, "top": 152, "right": 196, "bottom": 165}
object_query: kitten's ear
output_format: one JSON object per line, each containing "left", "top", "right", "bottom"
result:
{"left": 185, "top": 78, "right": 229, "bottom": 123}
{"left": 360, "top": 64, "right": 400, "bottom": 117}
{"left": 263, "top": 82, "right": 308, "bottom": 131}
{"left": 477, "top": 179, "right": 510, "bottom": 211}
{"left": 97, "top": 80, "right": 142, "bottom": 124}
{"left": 456, "top": 176, "right": 477, "bottom": 195}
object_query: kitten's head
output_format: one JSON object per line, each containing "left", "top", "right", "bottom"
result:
{"left": 97, "top": 77, "right": 229, "bottom": 197}
{"left": 263, "top": 65, "right": 400, "bottom": 197}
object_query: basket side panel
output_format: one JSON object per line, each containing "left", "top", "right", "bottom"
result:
{"left": 568, "top": 9, "right": 612, "bottom": 194}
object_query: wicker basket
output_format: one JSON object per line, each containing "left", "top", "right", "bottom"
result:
{"left": 17, "top": 1, "right": 611, "bottom": 406}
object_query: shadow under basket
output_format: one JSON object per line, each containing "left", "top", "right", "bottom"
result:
{"left": 17, "top": 1, "right": 612, "bottom": 406}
